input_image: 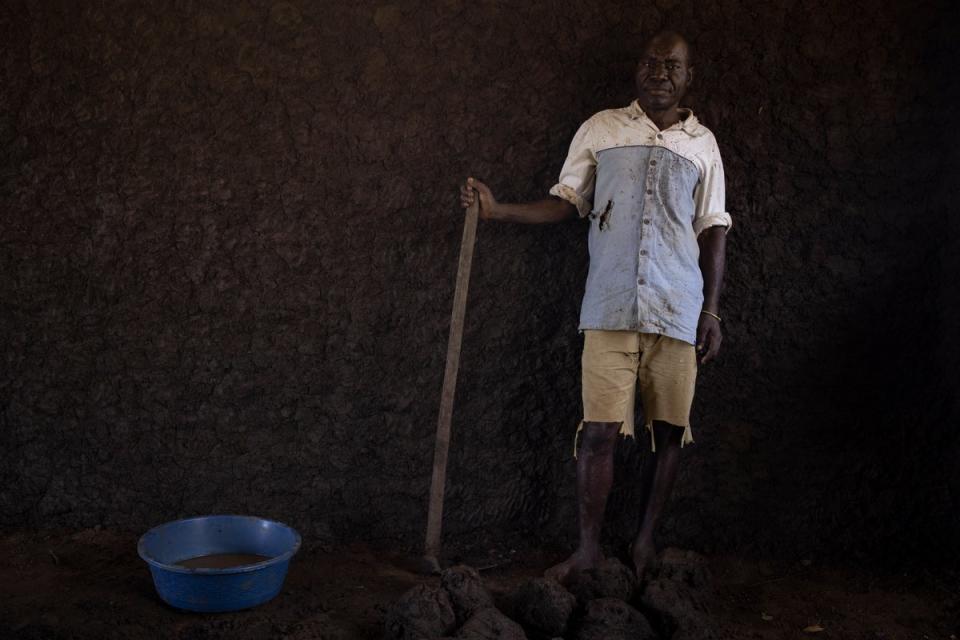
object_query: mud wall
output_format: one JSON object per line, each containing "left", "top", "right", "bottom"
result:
{"left": 2, "top": 0, "right": 957, "bottom": 565}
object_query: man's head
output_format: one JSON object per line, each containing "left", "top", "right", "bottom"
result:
{"left": 635, "top": 31, "right": 694, "bottom": 113}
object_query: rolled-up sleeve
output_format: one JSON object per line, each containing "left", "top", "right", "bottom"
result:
{"left": 693, "top": 134, "right": 733, "bottom": 236}
{"left": 549, "top": 118, "right": 597, "bottom": 218}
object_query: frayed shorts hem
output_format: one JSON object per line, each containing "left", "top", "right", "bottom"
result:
{"left": 573, "top": 419, "right": 694, "bottom": 457}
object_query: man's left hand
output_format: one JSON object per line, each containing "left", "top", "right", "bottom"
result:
{"left": 696, "top": 314, "right": 722, "bottom": 365}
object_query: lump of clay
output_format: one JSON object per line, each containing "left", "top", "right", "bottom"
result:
{"left": 639, "top": 577, "right": 715, "bottom": 640}
{"left": 572, "top": 597, "right": 658, "bottom": 640}
{"left": 383, "top": 583, "right": 457, "bottom": 640}
{"left": 441, "top": 565, "right": 495, "bottom": 624}
{"left": 652, "top": 548, "right": 713, "bottom": 591}
{"left": 456, "top": 607, "right": 528, "bottom": 640}
{"left": 505, "top": 577, "right": 576, "bottom": 637}
{"left": 566, "top": 558, "right": 637, "bottom": 605}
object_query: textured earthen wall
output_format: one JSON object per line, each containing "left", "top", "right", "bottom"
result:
{"left": 1, "top": 0, "right": 957, "bottom": 564}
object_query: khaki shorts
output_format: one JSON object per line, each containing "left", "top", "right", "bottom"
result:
{"left": 579, "top": 330, "right": 697, "bottom": 452}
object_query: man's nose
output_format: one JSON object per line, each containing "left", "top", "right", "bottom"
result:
{"left": 649, "top": 62, "right": 668, "bottom": 80}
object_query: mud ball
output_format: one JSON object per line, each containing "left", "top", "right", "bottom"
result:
{"left": 383, "top": 583, "right": 457, "bottom": 640}
{"left": 566, "top": 558, "right": 637, "bottom": 605}
{"left": 572, "top": 597, "right": 658, "bottom": 640}
{"left": 652, "top": 548, "right": 713, "bottom": 592}
{"left": 505, "top": 577, "right": 576, "bottom": 637}
{"left": 441, "top": 565, "right": 495, "bottom": 624}
{"left": 638, "top": 578, "right": 715, "bottom": 640}
{"left": 455, "top": 607, "right": 528, "bottom": 640}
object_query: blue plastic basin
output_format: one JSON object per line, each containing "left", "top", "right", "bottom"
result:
{"left": 138, "top": 515, "right": 301, "bottom": 612}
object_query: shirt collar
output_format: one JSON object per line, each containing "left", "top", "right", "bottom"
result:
{"left": 627, "top": 100, "right": 705, "bottom": 136}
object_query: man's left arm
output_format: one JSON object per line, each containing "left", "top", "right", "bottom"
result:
{"left": 693, "top": 133, "right": 731, "bottom": 365}
{"left": 697, "top": 226, "right": 726, "bottom": 364}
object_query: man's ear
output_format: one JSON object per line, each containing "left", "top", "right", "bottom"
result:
{"left": 687, "top": 66, "right": 695, "bottom": 88}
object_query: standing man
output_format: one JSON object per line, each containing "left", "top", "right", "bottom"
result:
{"left": 459, "top": 31, "right": 731, "bottom": 582}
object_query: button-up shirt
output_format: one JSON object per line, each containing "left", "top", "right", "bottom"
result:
{"left": 549, "top": 100, "right": 732, "bottom": 345}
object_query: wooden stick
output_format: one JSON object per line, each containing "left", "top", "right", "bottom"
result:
{"left": 423, "top": 198, "right": 480, "bottom": 567}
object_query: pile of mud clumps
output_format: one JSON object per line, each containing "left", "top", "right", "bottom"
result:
{"left": 384, "top": 548, "right": 715, "bottom": 640}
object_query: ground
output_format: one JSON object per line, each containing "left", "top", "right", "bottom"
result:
{"left": 0, "top": 529, "right": 955, "bottom": 639}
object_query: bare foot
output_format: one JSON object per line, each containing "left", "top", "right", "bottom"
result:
{"left": 544, "top": 548, "right": 602, "bottom": 585}
{"left": 632, "top": 538, "right": 657, "bottom": 582}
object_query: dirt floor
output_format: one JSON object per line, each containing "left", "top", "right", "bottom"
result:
{"left": 0, "top": 528, "right": 956, "bottom": 639}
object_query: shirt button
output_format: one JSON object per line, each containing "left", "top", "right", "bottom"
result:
{"left": 646, "top": 189, "right": 652, "bottom": 194}
{"left": 640, "top": 249, "right": 648, "bottom": 256}
{"left": 650, "top": 160, "right": 657, "bottom": 166}
{"left": 656, "top": 133, "right": 663, "bottom": 139}
{"left": 638, "top": 279, "right": 646, "bottom": 285}
{"left": 643, "top": 218, "right": 651, "bottom": 224}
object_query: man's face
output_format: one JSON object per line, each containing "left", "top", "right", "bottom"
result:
{"left": 635, "top": 36, "right": 693, "bottom": 112}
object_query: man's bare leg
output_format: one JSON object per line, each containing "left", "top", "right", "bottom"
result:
{"left": 632, "top": 421, "right": 684, "bottom": 581}
{"left": 545, "top": 421, "right": 620, "bottom": 584}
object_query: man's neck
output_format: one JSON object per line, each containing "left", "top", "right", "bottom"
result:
{"left": 643, "top": 105, "right": 683, "bottom": 131}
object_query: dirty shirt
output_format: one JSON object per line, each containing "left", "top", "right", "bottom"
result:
{"left": 549, "top": 100, "right": 732, "bottom": 345}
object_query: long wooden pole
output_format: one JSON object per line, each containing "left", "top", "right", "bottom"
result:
{"left": 423, "top": 198, "right": 480, "bottom": 570}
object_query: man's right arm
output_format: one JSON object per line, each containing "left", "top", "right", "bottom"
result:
{"left": 459, "top": 177, "right": 577, "bottom": 224}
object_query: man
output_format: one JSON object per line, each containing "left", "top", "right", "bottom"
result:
{"left": 459, "top": 31, "right": 730, "bottom": 582}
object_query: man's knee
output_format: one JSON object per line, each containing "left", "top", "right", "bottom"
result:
{"left": 580, "top": 421, "right": 620, "bottom": 454}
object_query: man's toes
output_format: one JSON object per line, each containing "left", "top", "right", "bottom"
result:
{"left": 544, "top": 563, "right": 566, "bottom": 583}
{"left": 544, "top": 558, "right": 575, "bottom": 584}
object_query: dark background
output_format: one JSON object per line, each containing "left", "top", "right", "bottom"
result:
{"left": 2, "top": 0, "right": 958, "bottom": 568}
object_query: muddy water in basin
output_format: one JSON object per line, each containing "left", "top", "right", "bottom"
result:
{"left": 175, "top": 553, "right": 272, "bottom": 569}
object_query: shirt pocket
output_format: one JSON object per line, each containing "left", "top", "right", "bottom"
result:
{"left": 662, "top": 152, "right": 699, "bottom": 224}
